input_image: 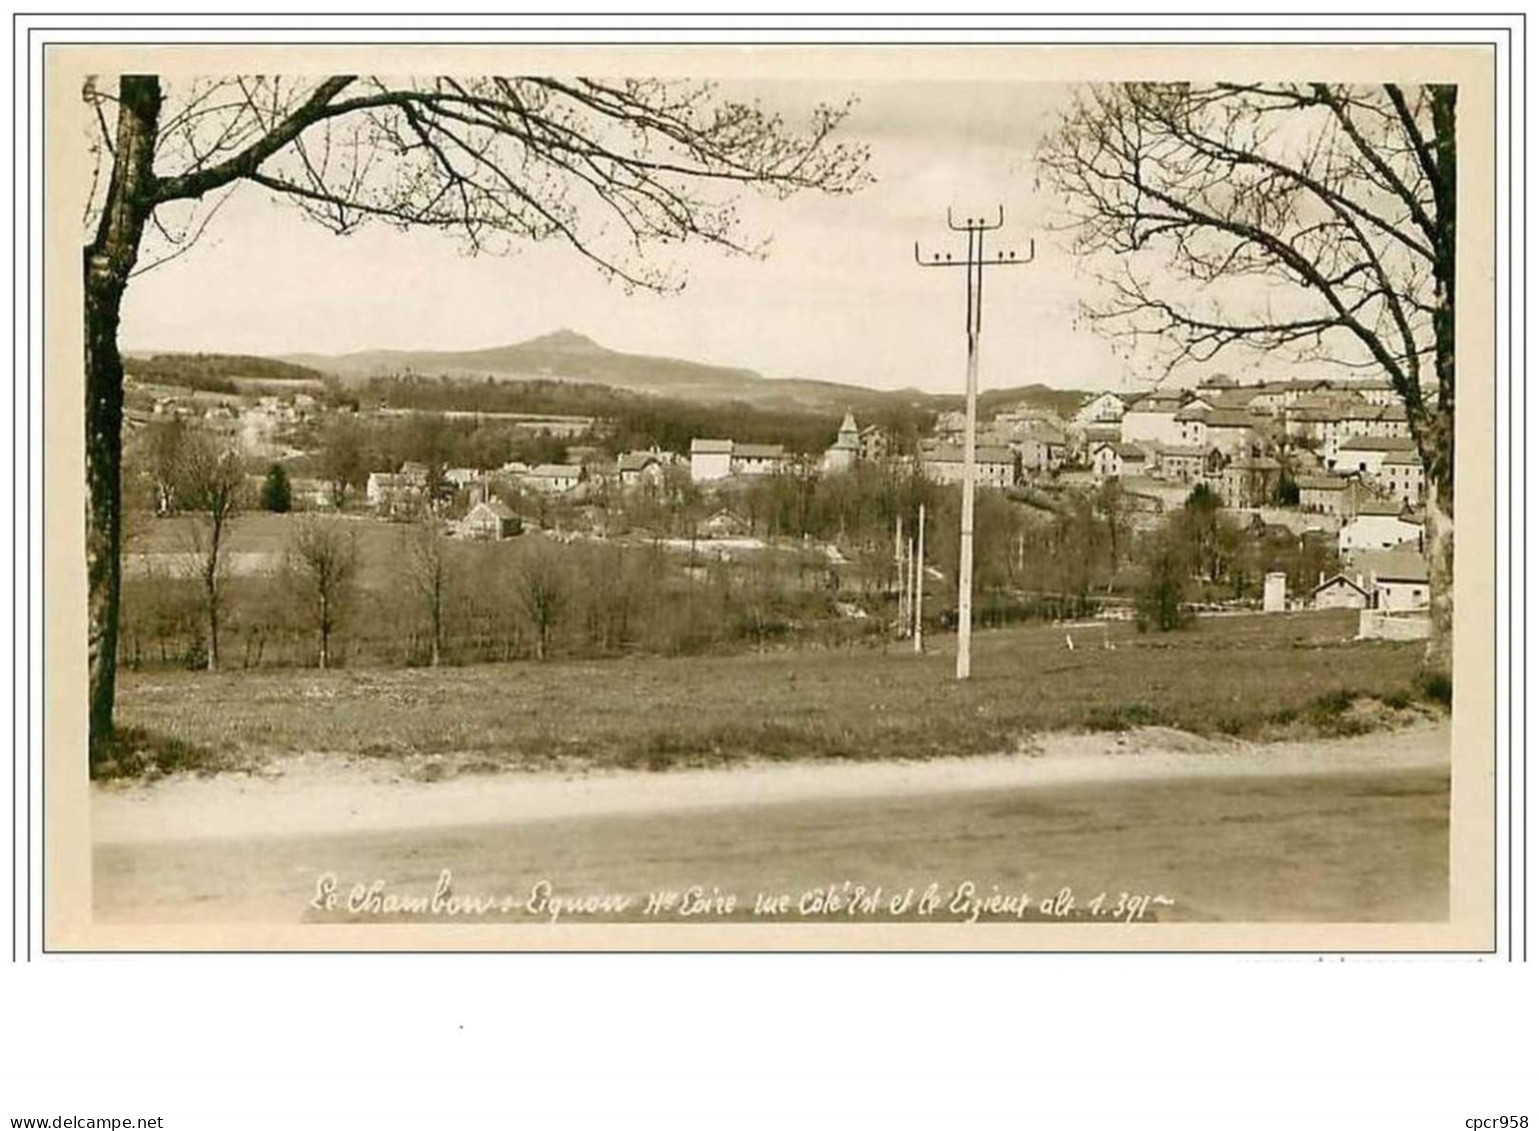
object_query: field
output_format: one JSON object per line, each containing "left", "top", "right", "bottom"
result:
{"left": 111, "top": 609, "right": 1440, "bottom": 777}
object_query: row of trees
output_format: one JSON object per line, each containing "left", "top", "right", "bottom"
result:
{"left": 119, "top": 527, "right": 874, "bottom": 673}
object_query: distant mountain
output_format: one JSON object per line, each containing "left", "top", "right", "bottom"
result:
{"left": 280, "top": 329, "right": 924, "bottom": 414}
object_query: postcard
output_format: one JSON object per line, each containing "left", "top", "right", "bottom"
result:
{"left": 39, "top": 40, "right": 1499, "bottom": 951}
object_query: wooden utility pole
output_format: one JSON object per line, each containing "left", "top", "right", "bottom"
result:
{"left": 915, "top": 208, "right": 1032, "bottom": 679}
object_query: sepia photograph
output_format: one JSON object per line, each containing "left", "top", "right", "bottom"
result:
{"left": 43, "top": 42, "right": 1497, "bottom": 950}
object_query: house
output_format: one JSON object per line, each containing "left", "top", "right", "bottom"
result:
{"left": 1120, "top": 389, "right": 1187, "bottom": 447}
{"left": 1116, "top": 443, "right": 1149, "bottom": 478}
{"left": 1174, "top": 404, "right": 1211, "bottom": 447}
{"left": 1379, "top": 448, "right": 1425, "bottom": 507}
{"left": 366, "top": 470, "right": 426, "bottom": 516}
{"left": 525, "top": 463, "right": 584, "bottom": 493}
{"left": 699, "top": 509, "right": 749, "bottom": 538}
{"left": 922, "top": 444, "right": 1017, "bottom": 488}
{"left": 617, "top": 449, "right": 673, "bottom": 490}
{"left": 1218, "top": 455, "right": 1282, "bottom": 508}
{"left": 1350, "top": 379, "right": 1398, "bottom": 407}
{"left": 1010, "top": 421, "right": 1068, "bottom": 474}
{"left": 1339, "top": 502, "right": 1423, "bottom": 555}
{"left": 1073, "top": 390, "right": 1127, "bottom": 427}
{"left": 821, "top": 411, "right": 861, "bottom": 474}
{"left": 1153, "top": 444, "right": 1205, "bottom": 483}
{"left": 1298, "top": 475, "right": 1353, "bottom": 516}
{"left": 462, "top": 498, "right": 520, "bottom": 540}
{"left": 731, "top": 443, "right": 789, "bottom": 477}
{"left": 1353, "top": 549, "right": 1431, "bottom": 610}
{"left": 444, "top": 467, "right": 483, "bottom": 491}
{"left": 1312, "top": 573, "right": 1371, "bottom": 610}
{"left": 690, "top": 438, "right": 734, "bottom": 482}
{"left": 1334, "top": 436, "right": 1418, "bottom": 477}
{"left": 1203, "top": 409, "right": 1268, "bottom": 456}
{"left": 857, "top": 424, "right": 891, "bottom": 462}
{"left": 1089, "top": 439, "right": 1120, "bottom": 480}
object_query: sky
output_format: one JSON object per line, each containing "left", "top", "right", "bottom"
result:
{"left": 120, "top": 79, "right": 1195, "bottom": 395}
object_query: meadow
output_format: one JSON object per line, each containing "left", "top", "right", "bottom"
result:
{"left": 110, "top": 608, "right": 1440, "bottom": 777}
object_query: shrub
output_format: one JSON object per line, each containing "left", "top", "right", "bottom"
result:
{"left": 1418, "top": 669, "right": 1453, "bottom": 708}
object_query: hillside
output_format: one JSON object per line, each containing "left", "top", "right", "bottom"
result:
{"left": 282, "top": 329, "right": 901, "bottom": 413}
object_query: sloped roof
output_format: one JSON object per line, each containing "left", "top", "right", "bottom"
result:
{"left": 1298, "top": 476, "right": 1350, "bottom": 491}
{"left": 733, "top": 443, "right": 786, "bottom": 460}
{"left": 1205, "top": 409, "right": 1265, "bottom": 429}
{"left": 927, "top": 445, "right": 1015, "bottom": 465}
{"left": 1356, "top": 550, "right": 1430, "bottom": 583}
{"left": 1337, "top": 436, "right": 1418, "bottom": 452}
{"left": 1352, "top": 497, "right": 1412, "bottom": 517}
{"left": 467, "top": 498, "right": 516, "bottom": 520}
{"left": 618, "top": 451, "right": 665, "bottom": 472}
{"left": 691, "top": 438, "right": 733, "bottom": 454}
{"left": 529, "top": 463, "right": 582, "bottom": 479}
{"left": 1313, "top": 573, "right": 1369, "bottom": 596}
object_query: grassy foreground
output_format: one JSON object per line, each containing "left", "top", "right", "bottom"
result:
{"left": 107, "top": 609, "right": 1443, "bottom": 778}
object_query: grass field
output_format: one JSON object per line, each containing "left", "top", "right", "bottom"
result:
{"left": 110, "top": 609, "right": 1440, "bottom": 777}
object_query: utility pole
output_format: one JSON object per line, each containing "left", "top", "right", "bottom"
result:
{"left": 913, "top": 502, "right": 926, "bottom": 654}
{"left": 916, "top": 208, "right": 1032, "bottom": 680}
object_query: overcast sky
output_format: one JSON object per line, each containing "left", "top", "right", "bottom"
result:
{"left": 121, "top": 79, "right": 1185, "bottom": 395}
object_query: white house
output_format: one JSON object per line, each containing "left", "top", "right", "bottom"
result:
{"left": 690, "top": 438, "right": 734, "bottom": 482}
{"left": 923, "top": 444, "right": 1017, "bottom": 488}
{"left": 1335, "top": 436, "right": 1417, "bottom": 478}
{"left": 618, "top": 449, "right": 672, "bottom": 489}
{"left": 1119, "top": 390, "right": 1186, "bottom": 447}
{"left": 1339, "top": 502, "right": 1423, "bottom": 555}
{"left": 1312, "top": 573, "right": 1370, "bottom": 610}
{"left": 462, "top": 498, "right": 520, "bottom": 540}
{"left": 1074, "top": 390, "right": 1127, "bottom": 427}
{"left": 1354, "top": 550, "right": 1431, "bottom": 611}
{"left": 1203, "top": 409, "right": 1267, "bottom": 456}
{"left": 731, "top": 443, "right": 789, "bottom": 477}
{"left": 525, "top": 463, "right": 584, "bottom": 493}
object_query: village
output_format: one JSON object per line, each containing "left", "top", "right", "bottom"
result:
{"left": 126, "top": 358, "right": 1432, "bottom": 647}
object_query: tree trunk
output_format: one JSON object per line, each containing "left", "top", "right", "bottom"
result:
{"left": 1424, "top": 84, "right": 1457, "bottom": 681}
{"left": 205, "top": 570, "right": 220, "bottom": 672}
{"left": 85, "top": 75, "right": 161, "bottom": 771}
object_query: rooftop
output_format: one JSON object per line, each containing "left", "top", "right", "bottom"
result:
{"left": 1355, "top": 550, "right": 1430, "bottom": 584}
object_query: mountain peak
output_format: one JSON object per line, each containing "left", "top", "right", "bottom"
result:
{"left": 523, "top": 328, "right": 603, "bottom": 352}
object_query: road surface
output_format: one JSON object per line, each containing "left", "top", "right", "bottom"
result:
{"left": 91, "top": 723, "right": 1449, "bottom": 927}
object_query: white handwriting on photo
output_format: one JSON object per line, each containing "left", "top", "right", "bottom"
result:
{"left": 308, "top": 871, "right": 1173, "bottom": 924}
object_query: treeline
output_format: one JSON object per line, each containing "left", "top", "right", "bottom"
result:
{"left": 345, "top": 374, "right": 936, "bottom": 458}
{"left": 126, "top": 353, "right": 330, "bottom": 395}
{"left": 118, "top": 526, "right": 882, "bottom": 672}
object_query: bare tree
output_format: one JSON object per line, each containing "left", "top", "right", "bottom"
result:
{"left": 317, "top": 415, "right": 368, "bottom": 509}
{"left": 1041, "top": 83, "right": 1456, "bottom": 674}
{"left": 82, "top": 73, "right": 869, "bottom": 768}
{"left": 288, "top": 517, "right": 360, "bottom": 670}
{"left": 517, "top": 542, "right": 568, "bottom": 662}
{"left": 404, "top": 518, "right": 453, "bottom": 666}
{"left": 174, "top": 432, "right": 245, "bottom": 671}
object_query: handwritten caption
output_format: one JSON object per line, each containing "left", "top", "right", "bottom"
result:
{"left": 310, "top": 871, "right": 1174, "bottom": 923}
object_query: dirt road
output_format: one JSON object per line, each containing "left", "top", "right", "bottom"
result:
{"left": 91, "top": 723, "right": 1450, "bottom": 926}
